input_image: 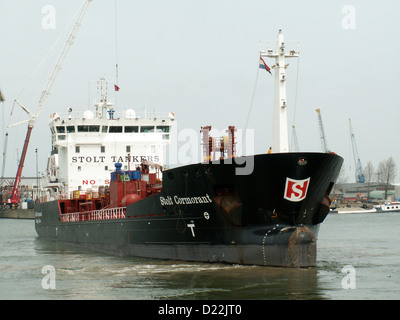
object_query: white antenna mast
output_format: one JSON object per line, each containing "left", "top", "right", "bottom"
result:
{"left": 261, "top": 30, "right": 299, "bottom": 153}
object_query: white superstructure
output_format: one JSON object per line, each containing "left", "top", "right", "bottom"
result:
{"left": 43, "top": 78, "right": 174, "bottom": 199}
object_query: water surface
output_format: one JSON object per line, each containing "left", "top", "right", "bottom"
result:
{"left": 0, "top": 212, "right": 399, "bottom": 300}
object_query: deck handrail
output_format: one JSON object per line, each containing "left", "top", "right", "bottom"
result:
{"left": 61, "top": 207, "right": 126, "bottom": 222}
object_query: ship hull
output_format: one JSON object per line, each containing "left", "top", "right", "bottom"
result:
{"left": 35, "top": 152, "right": 343, "bottom": 267}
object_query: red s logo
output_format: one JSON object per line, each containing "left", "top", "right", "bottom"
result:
{"left": 284, "top": 177, "right": 310, "bottom": 202}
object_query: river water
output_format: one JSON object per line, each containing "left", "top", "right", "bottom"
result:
{"left": 0, "top": 212, "right": 399, "bottom": 300}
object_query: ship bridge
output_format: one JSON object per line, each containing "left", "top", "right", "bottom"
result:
{"left": 45, "top": 104, "right": 175, "bottom": 200}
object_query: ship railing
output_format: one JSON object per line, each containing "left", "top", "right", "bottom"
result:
{"left": 51, "top": 110, "right": 173, "bottom": 122}
{"left": 61, "top": 207, "right": 126, "bottom": 222}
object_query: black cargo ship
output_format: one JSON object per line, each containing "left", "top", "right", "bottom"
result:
{"left": 34, "top": 31, "right": 343, "bottom": 267}
{"left": 35, "top": 152, "right": 342, "bottom": 267}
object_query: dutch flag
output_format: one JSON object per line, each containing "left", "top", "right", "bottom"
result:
{"left": 259, "top": 57, "right": 272, "bottom": 75}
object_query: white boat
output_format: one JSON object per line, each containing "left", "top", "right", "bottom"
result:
{"left": 373, "top": 201, "right": 400, "bottom": 212}
{"left": 331, "top": 207, "right": 377, "bottom": 214}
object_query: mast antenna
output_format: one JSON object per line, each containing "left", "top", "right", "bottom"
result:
{"left": 260, "top": 30, "right": 299, "bottom": 153}
{"left": 114, "top": 0, "right": 120, "bottom": 93}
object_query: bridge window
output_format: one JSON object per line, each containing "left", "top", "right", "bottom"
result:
{"left": 156, "top": 126, "right": 170, "bottom": 133}
{"left": 88, "top": 125, "right": 100, "bottom": 132}
{"left": 77, "top": 125, "right": 89, "bottom": 132}
{"left": 109, "top": 126, "right": 123, "bottom": 133}
{"left": 140, "top": 126, "right": 155, "bottom": 133}
{"left": 56, "top": 126, "right": 65, "bottom": 133}
{"left": 125, "top": 126, "right": 138, "bottom": 133}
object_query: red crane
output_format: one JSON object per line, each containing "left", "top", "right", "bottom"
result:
{"left": 9, "top": 127, "right": 33, "bottom": 204}
{"left": 7, "top": 0, "right": 92, "bottom": 205}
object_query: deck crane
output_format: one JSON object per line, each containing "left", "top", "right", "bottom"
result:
{"left": 349, "top": 118, "right": 365, "bottom": 183}
{"left": 7, "top": 0, "right": 92, "bottom": 205}
{"left": 316, "top": 108, "right": 329, "bottom": 153}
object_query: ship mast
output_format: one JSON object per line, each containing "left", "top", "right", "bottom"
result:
{"left": 261, "top": 30, "right": 299, "bottom": 153}
{"left": 95, "top": 77, "right": 114, "bottom": 119}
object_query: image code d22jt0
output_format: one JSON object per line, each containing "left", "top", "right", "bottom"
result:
{"left": 157, "top": 304, "right": 242, "bottom": 317}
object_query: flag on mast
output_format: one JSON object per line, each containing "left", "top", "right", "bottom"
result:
{"left": 114, "top": 84, "right": 120, "bottom": 92}
{"left": 259, "top": 57, "right": 272, "bottom": 75}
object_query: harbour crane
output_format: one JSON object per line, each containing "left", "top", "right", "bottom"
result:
{"left": 6, "top": 0, "right": 92, "bottom": 205}
{"left": 316, "top": 108, "right": 329, "bottom": 153}
{"left": 349, "top": 118, "right": 365, "bottom": 183}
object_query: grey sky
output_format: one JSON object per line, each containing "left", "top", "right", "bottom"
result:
{"left": 1, "top": 0, "right": 399, "bottom": 183}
